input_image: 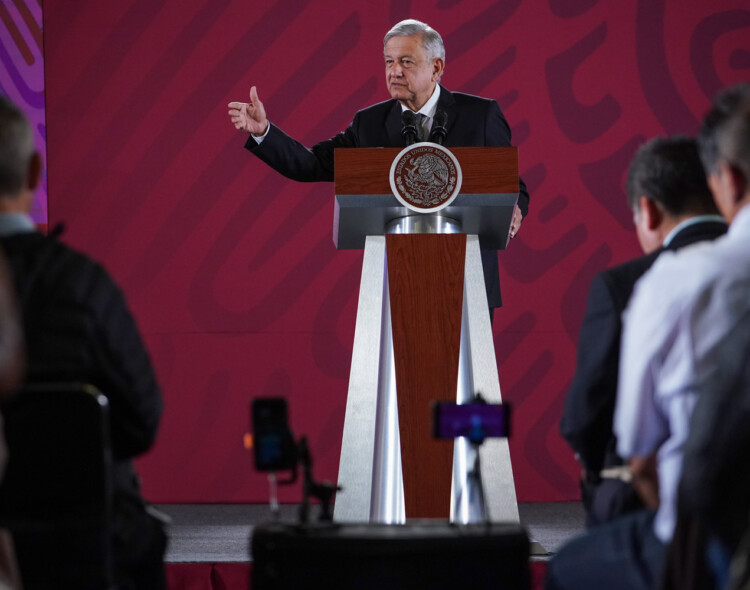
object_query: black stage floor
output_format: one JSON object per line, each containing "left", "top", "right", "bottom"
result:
{"left": 157, "top": 502, "right": 585, "bottom": 563}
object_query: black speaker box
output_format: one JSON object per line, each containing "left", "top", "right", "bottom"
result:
{"left": 251, "top": 521, "right": 530, "bottom": 590}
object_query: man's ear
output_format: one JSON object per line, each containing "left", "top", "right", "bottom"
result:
{"left": 727, "top": 163, "right": 747, "bottom": 205}
{"left": 27, "top": 152, "right": 42, "bottom": 192}
{"left": 431, "top": 57, "right": 445, "bottom": 82}
{"left": 638, "top": 196, "right": 663, "bottom": 230}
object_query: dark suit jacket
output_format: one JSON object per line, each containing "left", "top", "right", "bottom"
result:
{"left": 0, "top": 228, "right": 167, "bottom": 587}
{"left": 560, "top": 219, "right": 728, "bottom": 474}
{"left": 245, "top": 85, "right": 529, "bottom": 308}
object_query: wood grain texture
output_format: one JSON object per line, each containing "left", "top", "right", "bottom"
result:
{"left": 386, "top": 233, "right": 466, "bottom": 518}
{"left": 335, "top": 147, "right": 518, "bottom": 195}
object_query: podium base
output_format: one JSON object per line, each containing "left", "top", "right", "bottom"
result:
{"left": 335, "top": 235, "right": 519, "bottom": 524}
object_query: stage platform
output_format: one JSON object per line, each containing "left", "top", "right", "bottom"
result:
{"left": 159, "top": 502, "right": 585, "bottom": 589}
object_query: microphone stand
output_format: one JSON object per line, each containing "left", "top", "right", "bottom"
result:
{"left": 429, "top": 109, "right": 448, "bottom": 145}
{"left": 401, "top": 110, "right": 419, "bottom": 146}
{"left": 296, "top": 437, "right": 341, "bottom": 524}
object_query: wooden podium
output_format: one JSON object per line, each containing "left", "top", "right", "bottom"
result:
{"left": 333, "top": 147, "right": 520, "bottom": 524}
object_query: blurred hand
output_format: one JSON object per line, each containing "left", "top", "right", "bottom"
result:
{"left": 228, "top": 86, "right": 269, "bottom": 136}
{"left": 510, "top": 205, "right": 523, "bottom": 239}
{"left": 629, "top": 455, "right": 659, "bottom": 510}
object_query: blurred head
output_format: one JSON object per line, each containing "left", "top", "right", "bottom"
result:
{"left": 698, "top": 83, "right": 750, "bottom": 223}
{"left": 0, "top": 96, "right": 40, "bottom": 209}
{"left": 383, "top": 20, "right": 445, "bottom": 112}
{"left": 626, "top": 136, "right": 717, "bottom": 253}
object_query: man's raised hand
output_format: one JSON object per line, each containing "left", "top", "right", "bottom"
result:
{"left": 228, "top": 86, "right": 269, "bottom": 136}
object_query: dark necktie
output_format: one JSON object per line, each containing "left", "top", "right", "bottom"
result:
{"left": 414, "top": 113, "right": 426, "bottom": 142}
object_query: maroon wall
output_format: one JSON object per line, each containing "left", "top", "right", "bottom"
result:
{"left": 42, "top": 0, "right": 750, "bottom": 502}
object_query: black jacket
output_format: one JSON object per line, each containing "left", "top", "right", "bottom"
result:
{"left": 560, "top": 220, "right": 728, "bottom": 474}
{"left": 245, "top": 86, "right": 529, "bottom": 308}
{"left": 0, "top": 231, "right": 162, "bottom": 497}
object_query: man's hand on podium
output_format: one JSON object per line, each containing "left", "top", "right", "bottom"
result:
{"left": 510, "top": 205, "right": 522, "bottom": 239}
{"left": 228, "top": 85, "right": 269, "bottom": 137}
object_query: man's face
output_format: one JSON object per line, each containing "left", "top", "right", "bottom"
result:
{"left": 384, "top": 34, "right": 444, "bottom": 112}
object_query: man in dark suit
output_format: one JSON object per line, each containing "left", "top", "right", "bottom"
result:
{"left": 560, "top": 136, "right": 727, "bottom": 527}
{"left": 228, "top": 18, "right": 528, "bottom": 313}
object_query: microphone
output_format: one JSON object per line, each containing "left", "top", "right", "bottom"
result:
{"left": 429, "top": 109, "right": 448, "bottom": 145}
{"left": 401, "top": 111, "right": 418, "bottom": 146}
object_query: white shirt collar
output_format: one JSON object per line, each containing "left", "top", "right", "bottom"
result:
{"left": 662, "top": 214, "right": 727, "bottom": 247}
{"left": 399, "top": 84, "right": 441, "bottom": 121}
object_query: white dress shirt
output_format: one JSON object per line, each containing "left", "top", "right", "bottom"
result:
{"left": 616, "top": 204, "right": 750, "bottom": 542}
{"left": 398, "top": 84, "right": 441, "bottom": 141}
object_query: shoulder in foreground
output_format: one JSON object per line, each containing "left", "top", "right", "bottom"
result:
{"left": 651, "top": 239, "right": 718, "bottom": 276}
{"left": 634, "top": 240, "right": 718, "bottom": 306}
{"left": 2, "top": 232, "right": 111, "bottom": 280}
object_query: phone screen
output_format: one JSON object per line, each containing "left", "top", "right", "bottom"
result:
{"left": 432, "top": 402, "right": 510, "bottom": 442}
{"left": 251, "top": 397, "right": 297, "bottom": 471}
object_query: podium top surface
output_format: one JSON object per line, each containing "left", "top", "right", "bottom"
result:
{"left": 333, "top": 147, "right": 519, "bottom": 250}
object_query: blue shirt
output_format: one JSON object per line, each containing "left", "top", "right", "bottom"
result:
{"left": 616, "top": 205, "right": 750, "bottom": 542}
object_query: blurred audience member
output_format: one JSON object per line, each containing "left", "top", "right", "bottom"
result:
{"left": 547, "top": 136, "right": 724, "bottom": 589}
{"left": 548, "top": 83, "right": 750, "bottom": 590}
{"left": 0, "top": 245, "right": 23, "bottom": 590}
{"left": 0, "top": 254, "right": 21, "bottom": 401}
{"left": 660, "top": 83, "right": 750, "bottom": 590}
{"left": 561, "top": 136, "right": 726, "bottom": 527}
{"left": 0, "top": 95, "right": 167, "bottom": 590}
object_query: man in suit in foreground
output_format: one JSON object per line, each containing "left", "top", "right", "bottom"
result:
{"left": 560, "top": 136, "right": 727, "bottom": 527}
{"left": 228, "top": 18, "right": 528, "bottom": 314}
{"left": 663, "top": 83, "right": 750, "bottom": 590}
{"left": 0, "top": 96, "right": 166, "bottom": 590}
{"left": 547, "top": 85, "right": 750, "bottom": 590}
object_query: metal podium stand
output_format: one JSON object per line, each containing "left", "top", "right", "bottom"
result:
{"left": 332, "top": 147, "right": 521, "bottom": 526}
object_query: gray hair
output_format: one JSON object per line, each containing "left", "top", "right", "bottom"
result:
{"left": 384, "top": 19, "right": 445, "bottom": 62}
{"left": 698, "top": 83, "right": 750, "bottom": 184}
{"left": 0, "top": 96, "right": 35, "bottom": 198}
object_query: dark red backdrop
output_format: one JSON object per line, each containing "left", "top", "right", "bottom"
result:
{"left": 41, "top": 0, "right": 750, "bottom": 503}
